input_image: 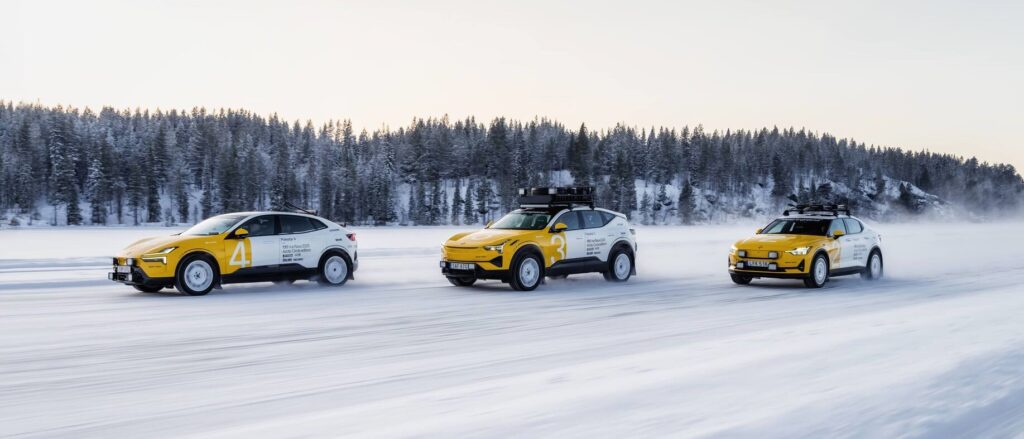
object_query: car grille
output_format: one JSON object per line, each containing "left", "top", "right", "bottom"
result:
{"left": 443, "top": 246, "right": 494, "bottom": 262}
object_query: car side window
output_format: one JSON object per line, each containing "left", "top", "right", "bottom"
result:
{"left": 239, "top": 215, "right": 276, "bottom": 237}
{"left": 829, "top": 219, "right": 847, "bottom": 236}
{"left": 843, "top": 218, "right": 863, "bottom": 234}
{"left": 279, "top": 215, "right": 316, "bottom": 234}
{"left": 580, "top": 210, "right": 605, "bottom": 229}
{"left": 600, "top": 211, "right": 616, "bottom": 224}
{"left": 554, "top": 212, "right": 581, "bottom": 231}
{"left": 309, "top": 218, "right": 328, "bottom": 230}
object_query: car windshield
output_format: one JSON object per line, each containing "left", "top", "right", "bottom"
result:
{"left": 761, "top": 219, "right": 831, "bottom": 236}
{"left": 182, "top": 214, "right": 248, "bottom": 236}
{"left": 489, "top": 211, "right": 553, "bottom": 230}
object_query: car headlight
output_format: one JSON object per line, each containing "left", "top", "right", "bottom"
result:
{"left": 483, "top": 242, "right": 506, "bottom": 254}
{"left": 786, "top": 246, "right": 811, "bottom": 256}
{"left": 141, "top": 247, "right": 177, "bottom": 264}
{"left": 729, "top": 246, "right": 737, "bottom": 255}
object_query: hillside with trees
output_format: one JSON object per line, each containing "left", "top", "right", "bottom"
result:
{"left": 0, "top": 102, "right": 1020, "bottom": 226}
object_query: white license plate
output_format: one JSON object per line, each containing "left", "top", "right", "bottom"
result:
{"left": 745, "top": 260, "right": 770, "bottom": 268}
{"left": 115, "top": 266, "right": 131, "bottom": 273}
{"left": 449, "top": 262, "right": 475, "bottom": 271}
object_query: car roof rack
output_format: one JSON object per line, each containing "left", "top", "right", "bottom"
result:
{"left": 518, "top": 186, "right": 595, "bottom": 209}
{"left": 273, "top": 201, "right": 319, "bottom": 216}
{"left": 783, "top": 203, "right": 851, "bottom": 217}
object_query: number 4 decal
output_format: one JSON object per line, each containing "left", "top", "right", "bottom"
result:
{"left": 229, "top": 240, "right": 249, "bottom": 267}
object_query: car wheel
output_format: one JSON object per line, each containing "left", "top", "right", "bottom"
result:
{"left": 730, "top": 274, "right": 752, "bottom": 285}
{"left": 318, "top": 253, "right": 350, "bottom": 287}
{"left": 803, "top": 254, "right": 829, "bottom": 288}
{"left": 175, "top": 255, "right": 218, "bottom": 296}
{"left": 604, "top": 248, "right": 632, "bottom": 282}
{"left": 510, "top": 251, "right": 543, "bottom": 291}
{"left": 861, "top": 250, "right": 884, "bottom": 280}
{"left": 447, "top": 276, "right": 476, "bottom": 287}
{"left": 133, "top": 285, "right": 164, "bottom": 293}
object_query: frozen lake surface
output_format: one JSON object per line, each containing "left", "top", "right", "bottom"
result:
{"left": 2, "top": 222, "right": 1024, "bottom": 438}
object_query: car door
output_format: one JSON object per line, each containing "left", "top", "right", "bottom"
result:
{"left": 842, "top": 218, "right": 869, "bottom": 267}
{"left": 277, "top": 214, "right": 319, "bottom": 269}
{"left": 579, "top": 210, "right": 612, "bottom": 261}
{"left": 226, "top": 215, "right": 279, "bottom": 272}
{"left": 827, "top": 219, "right": 853, "bottom": 269}
{"left": 552, "top": 211, "right": 585, "bottom": 262}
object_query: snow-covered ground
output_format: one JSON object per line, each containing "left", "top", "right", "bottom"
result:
{"left": 2, "top": 222, "right": 1024, "bottom": 438}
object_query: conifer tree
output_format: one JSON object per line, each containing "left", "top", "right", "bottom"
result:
{"left": 450, "top": 180, "right": 463, "bottom": 225}
{"left": 85, "top": 156, "right": 107, "bottom": 224}
{"left": 678, "top": 180, "right": 696, "bottom": 224}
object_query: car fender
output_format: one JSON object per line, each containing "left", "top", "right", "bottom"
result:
{"left": 176, "top": 250, "right": 222, "bottom": 286}
{"left": 511, "top": 243, "right": 545, "bottom": 268}
{"left": 608, "top": 239, "right": 637, "bottom": 275}
{"left": 812, "top": 249, "right": 831, "bottom": 272}
{"left": 318, "top": 248, "right": 355, "bottom": 280}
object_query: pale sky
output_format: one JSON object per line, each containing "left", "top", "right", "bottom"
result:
{"left": 2, "top": 0, "right": 1022, "bottom": 170}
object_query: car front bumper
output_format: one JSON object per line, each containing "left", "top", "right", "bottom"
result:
{"left": 728, "top": 256, "right": 808, "bottom": 279}
{"left": 109, "top": 262, "right": 173, "bottom": 288}
{"left": 440, "top": 260, "right": 509, "bottom": 281}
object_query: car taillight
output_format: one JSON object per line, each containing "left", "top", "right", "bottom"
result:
{"left": 346, "top": 233, "right": 357, "bottom": 241}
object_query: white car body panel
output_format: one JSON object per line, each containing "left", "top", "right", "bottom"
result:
{"left": 228, "top": 212, "right": 357, "bottom": 272}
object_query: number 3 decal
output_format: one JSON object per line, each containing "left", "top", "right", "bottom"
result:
{"left": 549, "top": 234, "right": 566, "bottom": 265}
{"left": 229, "top": 240, "right": 249, "bottom": 267}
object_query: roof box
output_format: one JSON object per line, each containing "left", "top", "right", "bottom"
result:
{"left": 783, "top": 203, "right": 851, "bottom": 217}
{"left": 517, "top": 187, "right": 595, "bottom": 208}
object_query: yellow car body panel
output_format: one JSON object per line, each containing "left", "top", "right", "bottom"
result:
{"left": 115, "top": 233, "right": 253, "bottom": 279}
{"left": 442, "top": 228, "right": 567, "bottom": 271}
{"left": 728, "top": 233, "right": 839, "bottom": 275}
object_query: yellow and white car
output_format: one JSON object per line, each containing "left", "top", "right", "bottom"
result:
{"left": 728, "top": 205, "right": 883, "bottom": 288}
{"left": 109, "top": 211, "right": 358, "bottom": 295}
{"left": 441, "top": 187, "right": 637, "bottom": 291}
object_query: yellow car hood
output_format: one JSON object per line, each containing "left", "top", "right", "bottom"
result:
{"left": 119, "top": 234, "right": 213, "bottom": 257}
{"left": 445, "top": 229, "right": 532, "bottom": 248}
{"left": 735, "top": 234, "right": 824, "bottom": 250}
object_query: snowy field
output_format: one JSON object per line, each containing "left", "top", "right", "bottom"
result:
{"left": 2, "top": 222, "right": 1024, "bottom": 438}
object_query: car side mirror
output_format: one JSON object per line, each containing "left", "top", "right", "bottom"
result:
{"left": 233, "top": 228, "right": 249, "bottom": 239}
{"left": 832, "top": 230, "right": 845, "bottom": 239}
{"left": 551, "top": 223, "right": 568, "bottom": 233}
{"left": 755, "top": 228, "right": 763, "bottom": 234}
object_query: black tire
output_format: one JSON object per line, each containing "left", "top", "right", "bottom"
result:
{"left": 604, "top": 247, "right": 633, "bottom": 282}
{"left": 317, "top": 252, "right": 351, "bottom": 287}
{"left": 509, "top": 250, "right": 543, "bottom": 291}
{"left": 175, "top": 254, "right": 218, "bottom": 296}
{"left": 730, "top": 274, "right": 752, "bottom": 285}
{"left": 133, "top": 285, "right": 164, "bottom": 293}
{"left": 447, "top": 276, "right": 476, "bottom": 287}
{"left": 861, "top": 250, "right": 884, "bottom": 280}
{"left": 804, "top": 253, "right": 829, "bottom": 288}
